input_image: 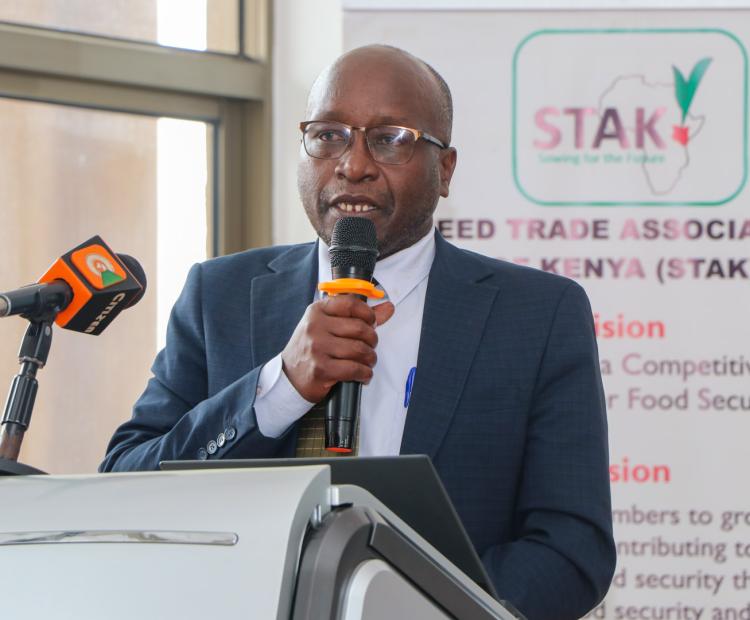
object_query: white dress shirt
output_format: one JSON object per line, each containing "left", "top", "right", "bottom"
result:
{"left": 254, "top": 228, "right": 435, "bottom": 456}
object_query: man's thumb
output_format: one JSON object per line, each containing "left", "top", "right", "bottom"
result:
{"left": 373, "top": 301, "right": 395, "bottom": 326}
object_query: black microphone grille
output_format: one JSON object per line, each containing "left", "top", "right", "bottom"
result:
{"left": 117, "top": 254, "right": 147, "bottom": 308}
{"left": 329, "top": 217, "right": 378, "bottom": 277}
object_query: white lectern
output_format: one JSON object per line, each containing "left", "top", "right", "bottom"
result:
{"left": 0, "top": 467, "right": 522, "bottom": 619}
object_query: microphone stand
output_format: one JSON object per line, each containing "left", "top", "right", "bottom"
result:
{"left": 0, "top": 315, "right": 52, "bottom": 475}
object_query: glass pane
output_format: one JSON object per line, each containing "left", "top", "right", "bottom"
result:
{"left": 0, "top": 98, "right": 211, "bottom": 474}
{"left": 0, "top": 0, "right": 240, "bottom": 54}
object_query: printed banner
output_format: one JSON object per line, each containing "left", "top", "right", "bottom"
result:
{"left": 346, "top": 8, "right": 750, "bottom": 619}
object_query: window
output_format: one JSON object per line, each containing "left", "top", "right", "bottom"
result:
{"left": 0, "top": 0, "right": 242, "bottom": 54}
{"left": 0, "top": 1, "right": 269, "bottom": 473}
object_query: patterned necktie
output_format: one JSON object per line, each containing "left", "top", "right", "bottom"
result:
{"left": 294, "top": 397, "right": 360, "bottom": 458}
{"left": 294, "top": 279, "right": 385, "bottom": 458}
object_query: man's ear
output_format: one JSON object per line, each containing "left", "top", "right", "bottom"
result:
{"left": 438, "top": 147, "right": 458, "bottom": 198}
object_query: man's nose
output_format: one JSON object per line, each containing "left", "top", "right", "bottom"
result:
{"left": 334, "top": 129, "right": 379, "bottom": 182}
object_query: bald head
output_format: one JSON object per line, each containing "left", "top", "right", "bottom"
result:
{"left": 306, "top": 45, "right": 453, "bottom": 144}
{"left": 298, "top": 44, "right": 458, "bottom": 258}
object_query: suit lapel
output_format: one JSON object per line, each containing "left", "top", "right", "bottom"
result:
{"left": 249, "top": 243, "right": 318, "bottom": 369}
{"left": 400, "top": 236, "right": 499, "bottom": 458}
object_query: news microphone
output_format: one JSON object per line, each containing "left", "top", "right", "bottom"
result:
{"left": 117, "top": 254, "right": 148, "bottom": 309}
{"left": 0, "top": 281, "right": 71, "bottom": 321}
{"left": 318, "top": 217, "right": 382, "bottom": 453}
{"left": 0, "top": 236, "right": 146, "bottom": 334}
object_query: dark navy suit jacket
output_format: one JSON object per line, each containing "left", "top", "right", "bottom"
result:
{"left": 101, "top": 233, "right": 615, "bottom": 619}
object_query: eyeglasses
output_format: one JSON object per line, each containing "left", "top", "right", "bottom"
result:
{"left": 299, "top": 120, "right": 448, "bottom": 165}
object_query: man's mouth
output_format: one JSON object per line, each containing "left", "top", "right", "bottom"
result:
{"left": 334, "top": 202, "right": 377, "bottom": 214}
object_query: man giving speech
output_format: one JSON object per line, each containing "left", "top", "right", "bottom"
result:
{"left": 101, "top": 45, "right": 615, "bottom": 619}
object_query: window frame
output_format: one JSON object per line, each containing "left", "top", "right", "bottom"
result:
{"left": 0, "top": 7, "right": 271, "bottom": 257}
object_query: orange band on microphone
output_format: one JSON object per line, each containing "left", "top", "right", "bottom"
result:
{"left": 318, "top": 278, "right": 384, "bottom": 299}
{"left": 38, "top": 258, "right": 92, "bottom": 327}
{"left": 326, "top": 447, "right": 353, "bottom": 453}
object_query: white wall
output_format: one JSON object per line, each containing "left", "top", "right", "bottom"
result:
{"left": 270, "top": 0, "right": 750, "bottom": 245}
{"left": 271, "top": 0, "right": 342, "bottom": 245}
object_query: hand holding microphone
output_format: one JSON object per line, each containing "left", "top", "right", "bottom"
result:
{"left": 281, "top": 217, "right": 394, "bottom": 452}
{"left": 282, "top": 297, "right": 391, "bottom": 403}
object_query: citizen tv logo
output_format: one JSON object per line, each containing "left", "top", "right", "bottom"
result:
{"left": 512, "top": 29, "right": 747, "bottom": 206}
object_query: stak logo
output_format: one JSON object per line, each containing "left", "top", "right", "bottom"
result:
{"left": 672, "top": 58, "right": 712, "bottom": 145}
{"left": 513, "top": 28, "right": 746, "bottom": 205}
{"left": 534, "top": 57, "right": 712, "bottom": 152}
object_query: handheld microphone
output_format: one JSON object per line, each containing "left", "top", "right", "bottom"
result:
{"left": 318, "top": 217, "right": 382, "bottom": 453}
{"left": 0, "top": 236, "right": 146, "bottom": 334}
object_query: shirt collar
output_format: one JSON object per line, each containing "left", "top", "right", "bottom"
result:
{"left": 317, "top": 227, "right": 436, "bottom": 306}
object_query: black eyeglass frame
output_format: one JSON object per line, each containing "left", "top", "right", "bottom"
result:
{"left": 299, "top": 120, "right": 448, "bottom": 164}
